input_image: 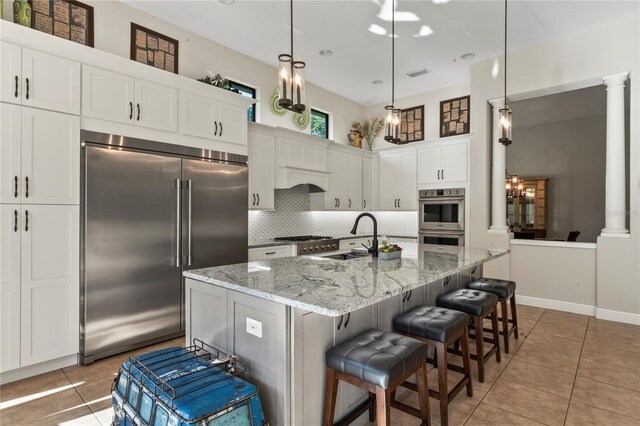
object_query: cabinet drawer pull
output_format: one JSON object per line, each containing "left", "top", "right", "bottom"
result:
{"left": 408, "top": 290, "right": 413, "bottom": 301}
{"left": 24, "top": 210, "right": 28, "bottom": 232}
{"left": 337, "top": 315, "right": 343, "bottom": 330}
{"left": 442, "top": 169, "right": 444, "bottom": 180}
{"left": 219, "top": 122, "right": 223, "bottom": 137}
{"left": 136, "top": 103, "right": 140, "bottom": 121}
{"left": 14, "top": 176, "right": 18, "bottom": 198}
{"left": 437, "top": 170, "right": 440, "bottom": 180}
{"left": 25, "top": 78, "right": 29, "bottom": 99}
{"left": 129, "top": 102, "right": 133, "bottom": 120}
{"left": 444, "top": 276, "right": 451, "bottom": 286}
{"left": 343, "top": 312, "right": 351, "bottom": 328}
{"left": 265, "top": 251, "right": 276, "bottom": 255}
{"left": 252, "top": 193, "right": 256, "bottom": 206}
{"left": 14, "top": 210, "right": 18, "bottom": 232}
{"left": 14, "top": 76, "right": 18, "bottom": 98}
{"left": 25, "top": 177, "right": 29, "bottom": 198}
{"left": 348, "top": 199, "right": 351, "bottom": 208}
{"left": 402, "top": 292, "right": 408, "bottom": 302}
{"left": 256, "top": 193, "right": 260, "bottom": 205}
{"left": 214, "top": 121, "right": 218, "bottom": 136}
{"left": 334, "top": 198, "right": 337, "bottom": 208}
{"left": 363, "top": 199, "right": 366, "bottom": 209}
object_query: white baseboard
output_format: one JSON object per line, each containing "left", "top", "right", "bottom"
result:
{"left": 0, "top": 354, "right": 78, "bottom": 385}
{"left": 596, "top": 308, "right": 640, "bottom": 326}
{"left": 517, "top": 295, "right": 596, "bottom": 316}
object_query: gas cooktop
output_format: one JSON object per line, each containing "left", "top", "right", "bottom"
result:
{"left": 274, "top": 236, "right": 339, "bottom": 255}
{"left": 273, "top": 236, "right": 333, "bottom": 242}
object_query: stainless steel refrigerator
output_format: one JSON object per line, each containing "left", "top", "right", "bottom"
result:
{"left": 80, "top": 131, "right": 248, "bottom": 364}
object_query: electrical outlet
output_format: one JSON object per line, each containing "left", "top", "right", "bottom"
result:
{"left": 246, "top": 317, "right": 262, "bottom": 338}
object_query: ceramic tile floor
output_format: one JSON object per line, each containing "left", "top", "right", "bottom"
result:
{"left": 1, "top": 307, "right": 639, "bottom": 425}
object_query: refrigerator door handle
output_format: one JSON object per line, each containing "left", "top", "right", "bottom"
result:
{"left": 175, "top": 178, "right": 181, "bottom": 267}
{"left": 186, "top": 179, "right": 193, "bottom": 266}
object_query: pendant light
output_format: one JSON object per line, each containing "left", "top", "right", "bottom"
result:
{"left": 384, "top": 1, "right": 401, "bottom": 143}
{"left": 505, "top": 170, "right": 524, "bottom": 199}
{"left": 277, "top": 0, "right": 306, "bottom": 114}
{"left": 498, "top": 0, "right": 512, "bottom": 146}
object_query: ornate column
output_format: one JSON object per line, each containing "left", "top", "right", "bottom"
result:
{"left": 602, "top": 72, "right": 629, "bottom": 235}
{"left": 489, "top": 98, "right": 508, "bottom": 232}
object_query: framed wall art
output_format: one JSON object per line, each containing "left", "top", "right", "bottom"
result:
{"left": 400, "top": 105, "right": 424, "bottom": 144}
{"left": 440, "top": 95, "right": 470, "bottom": 137}
{"left": 130, "top": 23, "right": 179, "bottom": 74}
{"left": 29, "top": 0, "right": 94, "bottom": 47}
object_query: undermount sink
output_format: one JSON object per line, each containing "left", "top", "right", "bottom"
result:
{"left": 324, "top": 252, "right": 372, "bottom": 260}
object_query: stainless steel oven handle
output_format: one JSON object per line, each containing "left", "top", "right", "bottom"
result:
{"left": 175, "top": 179, "right": 181, "bottom": 267}
{"left": 419, "top": 196, "right": 465, "bottom": 202}
{"left": 187, "top": 179, "right": 193, "bottom": 266}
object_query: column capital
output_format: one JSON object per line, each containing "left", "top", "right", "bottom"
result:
{"left": 603, "top": 72, "right": 629, "bottom": 88}
{"left": 488, "top": 97, "right": 506, "bottom": 109}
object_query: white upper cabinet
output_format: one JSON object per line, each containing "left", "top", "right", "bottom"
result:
{"left": 379, "top": 150, "right": 417, "bottom": 211}
{"left": 134, "top": 79, "right": 178, "bottom": 132}
{"left": 362, "top": 156, "right": 373, "bottom": 211}
{"left": 1, "top": 43, "right": 80, "bottom": 115}
{"left": 347, "top": 155, "right": 363, "bottom": 210}
{"left": 21, "top": 48, "right": 80, "bottom": 115}
{"left": 1, "top": 42, "right": 22, "bottom": 105}
{"left": 82, "top": 65, "right": 135, "bottom": 124}
{"left": 181, "top": 91, "right": 219, "bottom": 139}
{"left": 417, "top": 141, "right": 468, "bottom": 186}
{"left": 1, "top": 103, "right": 22, "bottom": 203}
{"left": 248, "top": 129, "right": 276, "bottom": 210}
{"left": 20, "top": 204, "right": 79, "bottom": 366}
{"left": 0, "top": 205, "right": 21, "bottom": 372}
{"left": 21, "top": 108, "right": 80, "bottom": 205}
{"left": 217, "top": 102, "right": 246, "bottom": 146}
{"left": 312, "top": 146, "right": 366, "bottom": 211}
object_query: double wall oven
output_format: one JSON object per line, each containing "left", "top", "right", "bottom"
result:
{"left": 418, "top": 188, "right": 465, "bottom": 246}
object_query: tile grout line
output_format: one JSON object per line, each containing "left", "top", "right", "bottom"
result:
{"left": 561, "top": 315, "right": 590, "bottom": 426}
{"left": 463, "top": 309, "right": 547, "bottom": 425}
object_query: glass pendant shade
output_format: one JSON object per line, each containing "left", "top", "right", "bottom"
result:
{"left": 391, "top": 108, "right": 401, "bottom": 143}
{"left": 499, "top": 106, "right": 512, "bottom": 146}
{"left": 384, "top": 105, "right": 394, "bottom": 141}
{"left": 277, "top": 54, "right": 292, "bottom": 109}
{"left": 292, "top": 61, "right": 306, "bottom": 113}
{"left": 276, "top": 0, "right": 306, "bottom": 113}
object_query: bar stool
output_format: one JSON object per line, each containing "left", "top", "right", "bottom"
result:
{"left": 393, "top": 306, "right": 473, "bottom": 426}
{"left": 468, "top": 278, "right": 518, "bottom": 353}
{"left": 436, "top": 289, "right": 501, "bottom": 383}
{"left": 323, "top": 329, "right": 431, "bottom": 426}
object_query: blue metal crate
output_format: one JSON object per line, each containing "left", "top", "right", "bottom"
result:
{"left": 112, "top": 339, "right": 266, "bottom": 426}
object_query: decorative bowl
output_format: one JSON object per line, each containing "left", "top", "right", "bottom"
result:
{"left": 378, "top": 250, "right": 401, "bottom": 260}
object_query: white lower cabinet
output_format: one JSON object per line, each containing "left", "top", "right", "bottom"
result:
{"left": 0, "top": 204, "right": 79, "bottom": 371}
{"left": 248, "top": 245, "right": 293, "bottom": 261}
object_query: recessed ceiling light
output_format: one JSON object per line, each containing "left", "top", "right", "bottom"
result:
{"left": 368, "top": 23, "right": 387, "bottom": 36}
{"left": 372, "top": 80, "right": 383, "bottom": 85}
{"left": 432, "top": 0, "right": 450, "bottom": 4}
{"left": 219, "top": 0, "right": 236, "bottom": 4}
{"left": 460, "top": 52, "right": 476, "bottom": 60}
{"left": 413, "top": 25, "right": 434, "bottom": 38}
{"left": 319, "top": 49, "right": 333, "bottom": 57}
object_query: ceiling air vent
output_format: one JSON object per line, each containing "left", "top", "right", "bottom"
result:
{"left": 406, "top": 68, "right": 429, "bottom": 78}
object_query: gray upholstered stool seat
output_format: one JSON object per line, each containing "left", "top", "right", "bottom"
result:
{"left": 468, "top": 278, "right": 515, "bottom": 299}
{"left": 436, "top": 289, "right": 499, "bottom": 317}
{"left": 326, "top": 329, "right": 428, "bottom": 389}
{"left": 393, "top": 306, "right": 469, "bottom": 343}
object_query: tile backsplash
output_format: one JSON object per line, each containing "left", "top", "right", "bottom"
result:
{"left": 248, "top": 185, "right": 418, "bottom": 244}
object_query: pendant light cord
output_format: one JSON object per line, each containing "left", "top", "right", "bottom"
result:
{"left": 391, "top": 1, "right": 395, "bottom": 105}
{"left": 290, "top": 0, "right": 294, "bottom": 58}
{"left": 504, "top": 0, "right": 507, "bottom": 104}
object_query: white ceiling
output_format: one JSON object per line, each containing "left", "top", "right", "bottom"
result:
{"left": 123, "top": 0, "right": 638, "bottom": 106}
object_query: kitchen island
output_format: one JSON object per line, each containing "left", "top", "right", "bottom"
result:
{"left": 183, "top": 244, "right": 508, "bottom": 425}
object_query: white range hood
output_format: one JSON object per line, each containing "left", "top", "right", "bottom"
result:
{"left": 273, "top": 127, "right": 331, "bottom": 192}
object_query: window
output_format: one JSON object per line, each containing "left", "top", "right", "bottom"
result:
{"left": 139, "top": 393, "right": 153, "bottom": 423}
{"left": 228, "top": 80, "right": 256, "bottom": 122}
{"left": 116, "top": 373, "right": 127, "bottom": 396}
{"left": 153, "top": 406, "right": 169, "bottom": 426}
{"left": 207, "top": 403, "right": 251, "bottom": 426}
{"left": 311, "top": 109, "right": 329, "bottom": 139}
{"left": 127, "top": 382, "right": 140, "bottom": 410}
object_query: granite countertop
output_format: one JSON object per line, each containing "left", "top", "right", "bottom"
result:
{"left": 185, "top": 243, "right": 508, "bottom": 317}
{"left": 248, "top": 235, "right": 417, "bottom": 249}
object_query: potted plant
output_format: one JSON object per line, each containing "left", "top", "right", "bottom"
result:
{"left": 198, "top": 71, "right": 240, "bottom": 94}
{"left": 352, "top": 118, "right": 385, "bottom": 150}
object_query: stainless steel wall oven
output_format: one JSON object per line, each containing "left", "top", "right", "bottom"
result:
{"left": 418, "top": 188, "right": 465, "bottom": 246}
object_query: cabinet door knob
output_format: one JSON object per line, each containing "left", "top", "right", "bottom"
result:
{"left": 14, "top": 76, "right": 18, "bottom": 98}
{"left": 214, "top": 121, "right": 218, "bottom": 136}
{"left": 25, "top": 78, "right": 29, "bottom": 100}
{"left": 24, "top": 210, "right": 28, "bottom": 232}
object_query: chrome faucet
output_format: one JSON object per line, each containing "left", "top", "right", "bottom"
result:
{"left": 350, "top": 213, "right": 378, "bottom": 257}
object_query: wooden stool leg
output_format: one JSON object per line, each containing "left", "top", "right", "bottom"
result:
{"left": 510, "top": 294, "right": 519, "bottom": 339}
{"left": 368, "top": 392, "right": 376, "bottom": 422}
{"left": 322, "top": 368, "right": 339, "bottom": 426}
{"left": 491, "top": 308, "right": 501, "bottom": 363}
{"left": 436, "top": 343, "right": 449, "bottom": 426}
{"left": 460, "top": 328, "right": 473, "bottom": 397}
{"left": 375, "top": 386, "right": 391, "bottom": 426}
{"left": 416, "top": 359, "right": 432, "bottom": 426}
{"left": 473, "top": 316, "right": 485, "bottom": 382}
{"left": 500, "top": 298, "right": 510, "bottom": 354}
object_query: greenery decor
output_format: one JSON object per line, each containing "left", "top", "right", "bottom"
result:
{"left": 352, "top": 118, "right": 385, "bottom": 150}
{"left": 198, "top": 73, "right": 230, "bottom": 89}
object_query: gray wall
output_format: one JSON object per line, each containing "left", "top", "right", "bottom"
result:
{"left": 507, "top": 116, "right": 606, "bottom": 242}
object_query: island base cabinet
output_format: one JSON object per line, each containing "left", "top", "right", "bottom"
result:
{"left": 184, "top": 280, "right": 290, "bottom": 426}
